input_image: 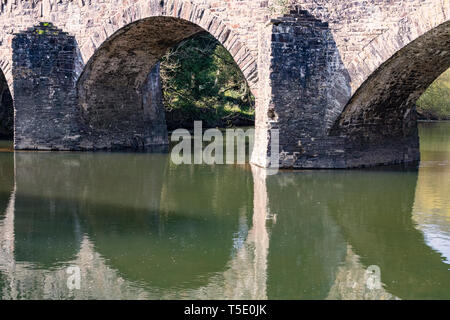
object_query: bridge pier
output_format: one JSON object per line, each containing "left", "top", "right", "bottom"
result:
{"left": 252, "top": 9, "right": 423, "bottom": 169}
{"left": 12, "top": 23, "right": 169, "bottom": 152}
{"left": 252, "top": 10, "right": 352, "bottom": 169}
{"left": 12, "top": 23, "right": 81, "bottom": 151}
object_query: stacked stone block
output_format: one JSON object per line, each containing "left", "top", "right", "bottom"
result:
{"left": 13, "top": 22, "right": 80, "bottom": 150}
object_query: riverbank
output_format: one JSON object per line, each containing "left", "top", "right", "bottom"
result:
{"left": 165, "top": 108, "right": 254, "bottom": 131}
{"left": 416, "top": 68, "right": 450, "bottom": 121}
{"left": 417, "top": 110, "right": 450, "bottom": 121}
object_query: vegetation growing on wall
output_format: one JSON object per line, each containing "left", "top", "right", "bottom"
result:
{"left": 160, "top": 32, "right": 255, "bottom": 131}
{"left": 269, "top": 0, "right": 292, "bottom": 16}
{"left": 417, "top": 68, "right": 450, "bottom": 120}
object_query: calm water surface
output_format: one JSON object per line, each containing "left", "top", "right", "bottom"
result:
{"left": 0, "top": 122, "right": 449, "bottom": 300}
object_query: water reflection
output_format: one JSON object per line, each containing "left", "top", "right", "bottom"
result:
{"left": 0, "top": 123, "right": 449, "bottom": 300}
{"left": 413, "top": 123, "right": 450, "bottom": 265}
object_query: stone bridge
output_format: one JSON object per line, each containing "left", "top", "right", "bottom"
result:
{"left": 0, "top": 0, "right": 448, "bottom": 169}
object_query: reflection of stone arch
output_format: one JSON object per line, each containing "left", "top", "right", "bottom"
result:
{"left": 0, "top": 60, "right": 13, "bottom": 93}
{"left": 0, "top": 160, "right": 270, "bottom": 299}
{"left": 81, "top": 161, "right": 250, "bottom": 290}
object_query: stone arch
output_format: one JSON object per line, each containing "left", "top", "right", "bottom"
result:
{"left": 334, "top": 1, "right": 450, "bottom": 128}
{"left": 76, "top": 3, "right": 258, "bottom": 150}
{"left": 76, "top": 0, "right": 258, "bottom": 89}
{"left": 345, "top": 1, "right": 450, "bottom": 93}
{"left": 333, "top": 20, "right": 450, "bottom": 140}
{"left": 330, "top": 1, "right": 450, "bottom": 139}
{"left": 328, "top": 16, "right": 450, "bottom": 167}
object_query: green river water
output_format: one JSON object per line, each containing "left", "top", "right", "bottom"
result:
{"left": 0, "top": 122, "right": 449, "bottom": 300}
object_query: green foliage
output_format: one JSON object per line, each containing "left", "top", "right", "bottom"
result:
{"left": 417, "top": 68, "right": 450, "bottom": 120}
{"left": 160, "top": 32, "right": 254, "bottom": 130}
{"left": 269, "top": 0, "right": 291, "bottom": 16}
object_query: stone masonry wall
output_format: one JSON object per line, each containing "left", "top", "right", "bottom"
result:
{"left": 255, "top": 4, "right": 448, "bottom": 168}
{"left": 259, "top": 9, "right": 350, "bottom": 168}
{"left": 0, "top": 0, "right": 262, "bottom": 92}
{"left": 1, "top": 0, "right": 447, "bottom": 94}
{"left": 332, "top": 20, "right": 450, "bottom": 168}
{"left": 13, "top": 23, "right": 80, "bottom": 150}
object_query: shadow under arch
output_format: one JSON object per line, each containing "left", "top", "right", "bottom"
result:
{"left": 0, "top": 67, "right": 13, "bottom": 139}
{"left": 331, "top": 20, "right": 450, "bottom": 151}
{"left": 76, "top": 15, "right": 257, "bottom": 151}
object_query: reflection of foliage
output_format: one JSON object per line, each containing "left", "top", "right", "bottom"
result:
{"left": 417, "top": 68, "right": 450, "bottom": 120}
{"left": 160, "top": 32, "right": 254, "bottom": 130}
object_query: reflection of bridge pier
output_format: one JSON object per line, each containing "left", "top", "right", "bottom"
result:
{"left": 150, "top": 165, "right": 272, "bottom": 299}
{"left": 192, "top": 165, "right": 271, "bottom": 299}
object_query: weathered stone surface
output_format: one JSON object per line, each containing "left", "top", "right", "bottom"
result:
{"left": 255, "top": 9, "right": 352, "bottom": 169}
{"left": 331, "top": 20, "right": 450, "bottom": 168}
{"left": 1, "top": 0, "right": 449, "bottom": 168}
{"left": 77, "top": 17, "right": 199, "bottom": 150}
{"left": 13, "top": 23, "right": 80, "bottom": 151}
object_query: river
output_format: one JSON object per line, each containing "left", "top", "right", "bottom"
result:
{"left": 0, "top": 122, "right": 449, "bottom": 300}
